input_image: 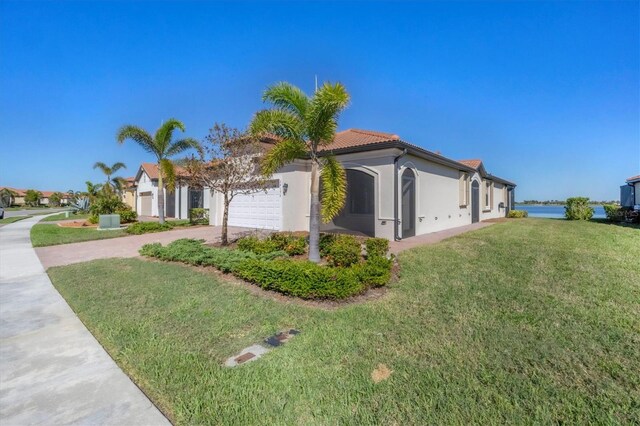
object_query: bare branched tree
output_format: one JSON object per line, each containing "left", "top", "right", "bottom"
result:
{"left": 185, "top": 123, "right": 269, "bottom": 245}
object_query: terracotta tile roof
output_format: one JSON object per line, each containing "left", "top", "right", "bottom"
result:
{"left": 320, "top": 128, "right": 400, "bottom": 151}
{"left": 0, "top": 187, "right": 68, "bottom": 197}
{"left": 457, "top": 159, "right": 483, "bottom": 169}
{"left": 626, "top": 174, "right": 640, "bottom": 182}
{"left": 140, "top": 163, "right": 187, "bottom": 180}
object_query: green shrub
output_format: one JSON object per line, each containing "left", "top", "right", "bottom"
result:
{"left": 565, "top": 197, "right": 594, "bottom": 220}
{"left": 140, "top": 239, "right": 392, "bottom": 299}
{"left": 237, "top": 236, "right": 279, "bottom": 254}
{"left": 603, "top": 204, "right": 623, "bottom": 221}
{"left": 88, "top": 214, "right": 99, "bottom": 224}
{"left": 268, "top": 232, "right": 307, "bottom": 255}
{"left": 189, "top": 208, "right": 209, "bottom": 225}
{"left": 235, "top": 259, "right": 364, "bottom": 299}
{"left": 365, "top": 238, "right": 389, "bottom": 258}
{"left": 323, "top": 234, "right": 361, "bottom": 267}
{"left": 116, "top": 208, "right": 137, "bottom": 223}
{"left": 126, "top": 222, "right": 173, "bottom": 235}
{"left": 507, "top": 210, "right": 528, "bottom": 218}
{"left": 237, "top": 233, "right": 308, "bottom": 256}
{"left": 90, "top": 196, "right": 127, "bottom": 216}
{"left": 353, "top": 256, "right": 394, "bottom": 287}
{"left": 140, "top": 239, "right": 285, "bottom": 273}
{"left": 319, "top": 233, "right": 336, "bottom": 257}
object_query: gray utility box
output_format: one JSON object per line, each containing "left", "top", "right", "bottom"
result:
{"left": 98, "top": 214, "right": 121, "bottom": 230}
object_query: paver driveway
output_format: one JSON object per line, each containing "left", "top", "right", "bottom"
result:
{"left": 0, "top": 215, "right": 169, "bottom": 425}
{"left": 36, "top": 224, "right": 257, "bottom": 268}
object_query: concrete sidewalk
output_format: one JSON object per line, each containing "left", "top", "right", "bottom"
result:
{"left": 36, "top": 224, "right": 256, "bottom": 269}
{"left": 0, "top": 215, "right": 169, "bottom": 425}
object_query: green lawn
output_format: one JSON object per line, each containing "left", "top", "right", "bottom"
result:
{"left": 0, "top": 215, "right": 31, "bottom": 224}
{"left": 48, "top": 219, "right": 640, "bottom": 424}
{"left": 31, "top": 224, "right": 127, "bottom": 247}
{"left": 40, "top": 212, "right": 90, "bottom": 222}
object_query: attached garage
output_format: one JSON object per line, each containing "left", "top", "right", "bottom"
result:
{"left": 227, "top": 184, "right": 282, "bottom": 230}
{"left": 139, "top": 192, "right": 152, "bottom": 216}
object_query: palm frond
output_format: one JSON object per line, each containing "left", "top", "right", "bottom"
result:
{"left": 166, "top": 137, "right": 201, "bottom": 158}
{"left": 116, "top": 125, "right": 158, "bottom": 156}
{"left": 112, "top": 176, "right": 127, "bottom": 191}
{"left": 155, "top": 118, "right": 186, "bottom": 154}
{"left": 306, "top": 82, "right": 350, "bottom": 146}
{"left": 249, "top": 109, "right": 304, "bottom": 142}
{"left": 261, "top": 139, "right": 307, "bottom": 176}
{"left": 111, "top": 162, "right": 126, "bottom": 173}
{"left": 93, "top": 161, "right": 111, "bottom": 175}
{"left": 320, "top": 155, "right": 347, "bottom": 222}
{"left": 160, "top": 158, "right": 176, "bottom": 192}
{"left": 263, "top": 82, "right": 310, "bottom": 118}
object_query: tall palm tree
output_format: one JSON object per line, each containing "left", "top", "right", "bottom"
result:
{"left": 116, "top": 119, "right": 199, "bottom": 224}
{"left": 93, "top": 161, "right": 126, "bottom": 195}
{"left": 250, "top": 81, "right": 350, "bottom": 262}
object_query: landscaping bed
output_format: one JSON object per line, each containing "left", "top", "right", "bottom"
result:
{"left": 140, "top": 233, "right": 394, "bottom": 299}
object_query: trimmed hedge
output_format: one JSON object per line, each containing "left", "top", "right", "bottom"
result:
{"left": 237, "top": 232, "right": 307, "bottom": 256}
{"left": 126, "top": 222, "right": 174, "bottom": 235}
{"left": 235, "top": 259, "right": 363, "bottom": 299}
{"left": 140, "top": 238, "right": 285, "bottom": 272}
{"left": 507, "top": 210, "right": 528, "bottom": 218}
{"left": 365, "top": 238, "right": 389, "bottom": 258}
{"left": 140, "top": 238, "right": 393, "bottom": 300}
{"left": 322, "top": 234, "right": 361, "bottom": 267}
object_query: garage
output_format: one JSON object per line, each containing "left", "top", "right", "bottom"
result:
{"left": 228, "top": 184, "right": 282, "bottom": 230}
{"left": 139, "top": 192, "right": 152, "bottom": 216}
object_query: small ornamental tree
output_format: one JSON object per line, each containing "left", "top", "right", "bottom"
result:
{"left": 565, "top": 197, "right": 594, "bottom": 220}
{"left": 184, "top": 123, "right": 268, "bottom": 245}
{"left": 49, "top": 192, "right": 64, "bottom": 207}
{"left": 25, "top": 189, "right": 42, "bottom": 207}
{"left": 0, "top": 188, "right": 17, "bottom": 207}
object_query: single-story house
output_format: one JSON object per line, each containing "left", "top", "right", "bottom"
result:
{"left": 133, "top": 163, "right": 210, "bottom": 219}
{"left": 206, "top": 128, "right": 516, "bottom": 240}
{"left": 621, "top": 174, "right": 640, "bottom": 207}
{"left": 0, "top": 187, "right": 70, "bottom": 207}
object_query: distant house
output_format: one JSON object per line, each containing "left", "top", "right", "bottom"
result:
{"left": 121, "top": 177, "right": 136, "bottom": 210}
{"left": 621, "top": 174, "right": 640, "bottom": 207}
{"left": 133, "top": 163, "right": 209, "bottom": 219}
{"left": 0, "top": 187, "right": 70, "bottom": 207}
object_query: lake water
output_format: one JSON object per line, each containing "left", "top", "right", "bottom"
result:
{"left": 516, "top": 204, "right": 606, "bottom": 219}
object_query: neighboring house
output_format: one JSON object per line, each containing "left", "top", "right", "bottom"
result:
{"left": 121, "top": 177, "right": 137, "bottom": 210}
{"left": 205, "top": 128, "right": 516, "bottom": 240}
{"left": 133, "top": 163, "right": 210, "bottom": 219}
{"left": 0, "top": 187, "right": 69, "bottom": 206}
{"left": 621, "top": 174, "right": 640, "bottom": 207}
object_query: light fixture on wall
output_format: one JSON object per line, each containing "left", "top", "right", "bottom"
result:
{"left": 282, "top": 183, "right": 288, "bottom": 195}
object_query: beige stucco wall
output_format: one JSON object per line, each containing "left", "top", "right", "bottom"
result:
{"left": 122, "top": 190, "right": 135, "bottom": 210}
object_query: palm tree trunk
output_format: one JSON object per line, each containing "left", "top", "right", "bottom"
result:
{"left": 222, "top": 193, "right": 229, "bottom": 246}
{"left": 157, "top": 169, "right": 165, "bottom": 224}
{"left": 308, "top": 160, "right": 321, "bottom": 263}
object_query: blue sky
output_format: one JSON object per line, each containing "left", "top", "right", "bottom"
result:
{"left": 1, "top": 1, "right": 638, "bottom": 201}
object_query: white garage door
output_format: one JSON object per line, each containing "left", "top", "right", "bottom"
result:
{"left": 228, "top": 186, "right": 282, "bottom": 230}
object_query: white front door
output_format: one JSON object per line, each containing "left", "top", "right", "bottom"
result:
{"left": 228, "top": 186, "right": 282, "bottom": 230}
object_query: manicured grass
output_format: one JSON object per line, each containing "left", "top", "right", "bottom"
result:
{"left": 5, "top": 206, "right": 52, "bottom": 210}
{"left": 31, "top": 224, "right": 126, "bottom": 247}
{"left": 48, "top": 219, "right": 640, "bottom": 424}
{"left": 40, "top": 212, "right": 90, "bottom": 222}
{"left": 0, "top": 215, "right": 31, "bottom": 224}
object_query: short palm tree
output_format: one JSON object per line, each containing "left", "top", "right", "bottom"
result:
{"left": 116, "top": 119, "right": 199, "bottom": 223}
{"left": 93, "top": 161, "right": 126, "bottom": 195}
{"left": 250, "top": 81, "right": 350, "bottom": 262}
{"left": 84, "top": 181, "right": 103, "bottom": 200}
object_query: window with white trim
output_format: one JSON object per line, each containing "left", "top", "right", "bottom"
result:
{"left": 459, "top": 172, "right": 470, "bottom": 206}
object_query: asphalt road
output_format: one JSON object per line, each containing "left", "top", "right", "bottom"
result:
{"left": 3, "top": 208, "right": 68, "bottom": 218}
